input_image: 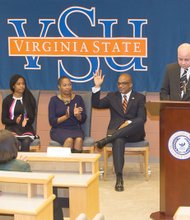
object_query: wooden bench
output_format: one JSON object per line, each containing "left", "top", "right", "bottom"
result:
{"left": 0, "top": 171, "right": 55, "bottom": 220}
{"left": 18, "top": 152, "right": 101, "bottom": 219}
{"left": 53, "top": 173, "right": 99, "bottom": 220}
{"left": 18, "top": 152, "right": 101, "bottom": 175}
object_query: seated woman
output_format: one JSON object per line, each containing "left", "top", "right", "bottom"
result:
{"left": 1, "top": 74, "right": 37, "bottom": 151}
{"left": 48, "top": 76, "right": 87, "bottom": 153}
{"left": 0, "top": 129, "right": 63, "bottom": 220}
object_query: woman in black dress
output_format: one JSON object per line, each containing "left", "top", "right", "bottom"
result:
{"left": 1, "top": 74, "right": 36, "bottom": 151}
{"left": 48, "top": 76, "right": 86, "bottom": 153}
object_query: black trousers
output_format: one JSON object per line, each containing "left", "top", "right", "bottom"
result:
{"left": 53, "top": 187, "right": 69, "bottom": 220}
{"left": 110, "top": 119, "right": 145, "bottom": 175}
{"left": 17, "top": 137, "right": 33, "bottom": 151}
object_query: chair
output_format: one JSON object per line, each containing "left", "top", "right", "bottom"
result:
{"left": 29, "top": 90, "right": 41, "bottom": 151}
{"left": 0, "top": 89, "right": 41, "bottom": 152}
{"left": 103, "top": 91, "right": 150, "bottom": 180}
{"left": 49, "top": 92, "right": 95, "bottom": 153}
{"left": 103, "top": 140, "right": 150, "bottom": 180}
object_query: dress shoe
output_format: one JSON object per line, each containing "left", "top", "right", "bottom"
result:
{"left": 71, "top": 148, "right": 82, "bottom": 153}
{"left": 95, "top": 136, "right": 111, "bottom": 149}
{"left": 115, "top": 175, "right": 124, "bottom": 192}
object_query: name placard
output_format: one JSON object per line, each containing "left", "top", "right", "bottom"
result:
{"left": 47, "top": 147, "right": 71, "bottom": 157}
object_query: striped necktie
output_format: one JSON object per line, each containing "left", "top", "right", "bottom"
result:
{"left": 180, "top": 69, "right": 188, "bottom": 96}
{"left": 123, "top": 95, "right": 127, "bottom": 113}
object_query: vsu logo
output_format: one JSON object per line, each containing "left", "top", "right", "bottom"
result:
{"left": 8, "top": 6, "right": 148, "bottom": 83}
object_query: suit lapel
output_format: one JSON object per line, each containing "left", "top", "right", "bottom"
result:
{"left": 176, "top": 66, "right": 181, "bottom": 92}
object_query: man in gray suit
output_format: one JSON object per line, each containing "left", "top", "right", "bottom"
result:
{"left": 92, "top": 70, "right": 146, "bottom": 191}
{"left": 160, "top": 43, "right": 190, "bottom": 101}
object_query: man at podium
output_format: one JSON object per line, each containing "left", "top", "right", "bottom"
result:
{"left": 160, "top": 43, "right": 190, "bottom": 101}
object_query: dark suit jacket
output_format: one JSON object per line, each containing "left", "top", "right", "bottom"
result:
{"left": 92, "top": 90, "right": 146, "bottom": 136}
{"left": 160, "top": 63, "right": 190, "bottom": 101}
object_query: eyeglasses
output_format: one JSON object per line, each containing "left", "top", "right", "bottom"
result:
{"left": 117, "top": 82, "right": 131, "bottom": 86}
{"left": 61, "top": 83, "right": 72, "bottom": 87}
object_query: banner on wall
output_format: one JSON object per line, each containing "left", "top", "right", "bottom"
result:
{"left": 0, "top": 0, "right": 190, "bottom": 91}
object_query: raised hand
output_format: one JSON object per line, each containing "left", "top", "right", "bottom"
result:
{"left": 65, "top": 106, "right": 70, "bottom": 119}
{"left": 57, "top": 106, "right": 70, "bottom": 124}
{"left": 74, "top": 103, "right": 83, "bottom": 116}
{"left": 74, "top": 103, "right": 83, "bottom": 121}
{"left": 22, "top": 118, "right": 29, "bottom": 127}
{"left": 93, "top": 69, "right": 105, "bottom": 88}
{"left": 17, "top": 154, "right": 28, "bottom": 162}
{"left": 16, "top": 114, "right": 22, "bottom": 124}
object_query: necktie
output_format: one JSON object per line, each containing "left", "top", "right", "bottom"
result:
{"left": 180, "top": 69, "right": 188, "bottom": 96}
{"left": 123, "top": 95, "right": 127, "bottom": 113}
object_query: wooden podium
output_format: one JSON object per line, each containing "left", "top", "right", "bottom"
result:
{"left": 147, "top": 101, "right": 190, "bottom": 220}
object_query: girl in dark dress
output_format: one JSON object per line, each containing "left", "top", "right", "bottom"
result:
{"left": 1, "top": 74, "right": 36, "bottom": 151}
{"left": 48, "top": 76, "right": 86, "bottom": 152}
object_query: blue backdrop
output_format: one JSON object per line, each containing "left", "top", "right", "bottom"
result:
{"left": 0, "top": 0, "right": 190, "bottom": 92}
